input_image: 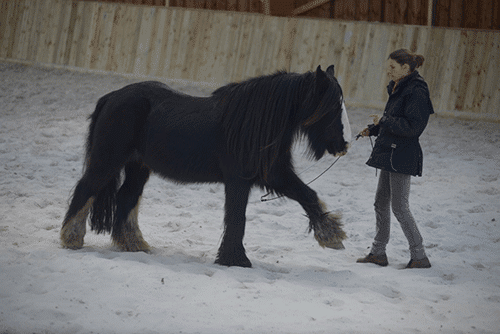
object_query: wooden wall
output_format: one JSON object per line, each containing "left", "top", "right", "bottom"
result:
{"left": 169, "top": 0, "right": 265, "bottom": 14}
{"left": 294, "top": 0, "right": 500, "bottom": 31}
{"left": 433, "top": 0, "right": 500, "bottom": 30}
{"left": 82, "top": 0, "right": 500, "bottom": 30}
{"left": 1, "top": 0, "right": 499, "bottom": 121}
{"left": 87, "top": 0, "right": 166, "bottom": 5}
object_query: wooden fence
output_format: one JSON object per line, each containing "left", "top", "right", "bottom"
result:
{"left": 1, "top": 0, "right": 499, "bottom": 121}
{"left": 80, "top": 0, "right": 500, "bottom": 30}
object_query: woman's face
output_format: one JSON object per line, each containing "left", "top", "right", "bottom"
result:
{"left": 386, "top": 59, "right": 410, "bottom": 82}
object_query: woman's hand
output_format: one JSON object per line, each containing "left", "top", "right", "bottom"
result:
{"left": 356, "top": 116, "right": 383, "bottom": 139}
{"left": 370, "top": 114, "right": 382, "bottom": 125}
{"left": 356, "top": 127, "right": 371, "bottom": 140}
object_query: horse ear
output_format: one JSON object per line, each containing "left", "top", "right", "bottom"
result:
{"left": 326, "top": 65, "right": 335, "bottom": 77}
{"left": 316, "top": 65, "right": 325, "bottom": 79}
{"left": 315, "top": 65, "right": 329, "bottom": 95}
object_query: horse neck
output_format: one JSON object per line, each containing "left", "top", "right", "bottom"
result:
{"left": 293, "top": 73, "right": 319, "bottom": 125}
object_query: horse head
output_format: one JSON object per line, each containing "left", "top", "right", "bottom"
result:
{"left": 301, "top": 65, "right": 351, "bottom": 160}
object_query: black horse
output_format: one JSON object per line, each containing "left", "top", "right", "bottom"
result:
{"left": 60, "top": 65, "right": 351, "bottom": 267}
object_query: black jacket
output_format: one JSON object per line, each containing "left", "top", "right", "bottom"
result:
{"left": 366, "top": 71, "right": 434, "bottom": 176}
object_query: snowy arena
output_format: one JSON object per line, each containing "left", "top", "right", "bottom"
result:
{"left": 1, "top": 62, "right": 499, "bottom": 333}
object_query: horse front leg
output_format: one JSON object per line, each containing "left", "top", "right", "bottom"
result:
{"left": 271, "top": 171, "right": 346, "bottom": 250}
{"left": 215, "top": 178, "right": 252, "bottom": 267}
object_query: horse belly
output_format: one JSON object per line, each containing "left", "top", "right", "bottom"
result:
{"left": 142, "top": 112, "right": 224, "bottom": 183}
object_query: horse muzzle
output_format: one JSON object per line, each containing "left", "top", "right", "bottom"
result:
{"left": 330, "top": 142, "right": 350, "bottom": 157}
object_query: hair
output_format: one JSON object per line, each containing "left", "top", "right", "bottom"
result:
{"left": 389, "top": 49, "right": 425, "bottom": 72}
{"left": 214, "top": 68, "right": 344, "bottom": 181}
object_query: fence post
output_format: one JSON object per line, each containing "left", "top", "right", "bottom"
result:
{"left": 261, "top": 0, "right": 270, "bottom": 15}
{"left": 427, "top": 0, "right": 433, "bottom": 26}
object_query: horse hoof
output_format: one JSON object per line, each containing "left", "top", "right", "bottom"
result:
{"left": 61, "top": 242, "right": 84, "bottom": 250}
{"left": 60, "top": 232, "right": 84, "bottom": 250}
{"left": 215, "top": 256, "right": 252, "bottom": 268}
{"left": 114, "top": 240, "right": 151, "bottom": 253}
{"left": 323, "top": 240, "right": 345, "bottom": 250}
{"left": 315, "top": 233, "right": 345, "bottom": 250}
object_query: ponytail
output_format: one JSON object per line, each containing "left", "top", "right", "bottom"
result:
{"left": 413, "top": 54, "right": 424, "bottom": 69}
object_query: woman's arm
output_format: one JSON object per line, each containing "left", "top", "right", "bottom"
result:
{"left": 379, "top": 86, "right": 433, "bottom": 137}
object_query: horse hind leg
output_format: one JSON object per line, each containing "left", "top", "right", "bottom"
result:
{"left": 61, "top": 164, "right": 123, "bottom": 249}
{"left": 60, "top": 176, "right": 96, "bottom": 249}
{"left": 111, "top": 161, "right": 151, "bottom": 252}
{"left": 61, "top": 142, "right": 130, "bottom": 249}
{"left": 62, "top": 93, "right": 149, "bottom": 249}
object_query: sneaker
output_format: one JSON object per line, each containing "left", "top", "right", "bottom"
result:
{"left": 405, "top": 257, "right": 431, "bottom": 269}
{"left": 356, "top": 253, "right": 389, "bottom": 267}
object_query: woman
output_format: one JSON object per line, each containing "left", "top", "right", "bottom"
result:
{"left": 357, "top": 49, "right": 434, "bottom": 269}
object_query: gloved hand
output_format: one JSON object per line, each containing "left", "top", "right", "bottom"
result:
{"left": 356, "top": 127, "right": 371, "bottom": 140}
{"left": 370, "top": 114, "right": 382, "bottom": 125}
{"left": 356, "top": 114, "right": 382, "bottom": 140}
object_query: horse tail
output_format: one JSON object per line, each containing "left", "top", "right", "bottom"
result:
{"left": 83, "top": 92, "right": 119, "bottom": 234}
{"left": 85, "top": 92, "right": 113, "bottom": 169}
{"left": 89, "top": 172, "right": 119, "bottom": 234}
{"left": 83, "top": 83, "right": 155, "bottom": 235}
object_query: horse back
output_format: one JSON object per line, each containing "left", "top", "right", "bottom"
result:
{"left": 89, "top": 81, "right": 236, "bottom": 185}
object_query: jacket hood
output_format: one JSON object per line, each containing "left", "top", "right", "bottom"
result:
{"left": 387, "top": 70, "right": 425, "bottom": 93}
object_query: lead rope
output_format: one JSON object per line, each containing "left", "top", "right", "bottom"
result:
{"left": 259, "top": 128, "right": 381, "bottom": 203}
{"left": 260, "top": 152, "right": 345, "bottom": 203}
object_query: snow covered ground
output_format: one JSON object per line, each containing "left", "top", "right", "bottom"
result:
{"left": 1, "top": 61, "right": 499, "bottom": 334}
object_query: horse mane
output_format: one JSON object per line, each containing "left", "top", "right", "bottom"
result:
{"left": 213, "top": 70, "right": 316, "bottom": 181}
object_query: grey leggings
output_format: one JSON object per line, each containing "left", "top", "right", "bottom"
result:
{"left": 371, "top": 170, "right": 426, "bottom": 260}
